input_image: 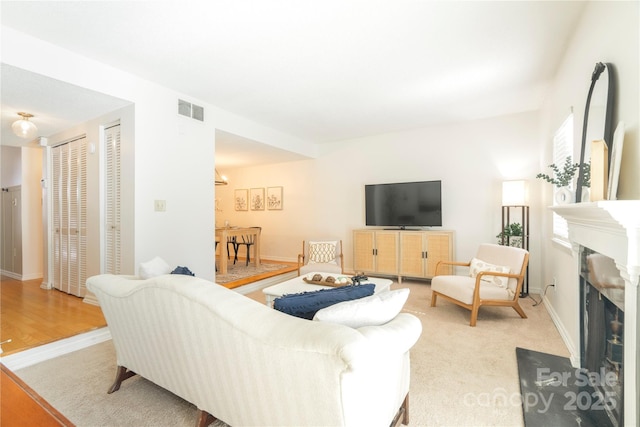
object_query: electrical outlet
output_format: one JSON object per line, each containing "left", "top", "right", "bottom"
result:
{"left": 154, "top": 200, "right": 166, "bottom": 212}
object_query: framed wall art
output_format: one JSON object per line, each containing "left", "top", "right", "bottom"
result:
{"left": 250, "top": 188, "right": 265, "bottom": 210}
{"left": 234, "top": 189, "right": 248, "bottom": 211}
{"left": 267, "top": 186, "right": 283, "bottom": 210}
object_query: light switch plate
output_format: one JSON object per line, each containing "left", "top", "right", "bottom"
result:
{"left": 154, "top": 200, "right": 166, "bottom": 212}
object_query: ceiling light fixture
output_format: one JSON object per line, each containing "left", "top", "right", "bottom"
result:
{"left": 215, "top": 169, "right": 228, "bottom": 186}
{"left": 12, "top": 112, "right": 38, "bottom": 139}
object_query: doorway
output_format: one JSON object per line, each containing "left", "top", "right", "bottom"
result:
{"left": 1, "top": 186, "right": 22, "bottom": 277}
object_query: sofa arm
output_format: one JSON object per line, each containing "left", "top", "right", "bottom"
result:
{"left": 357, "top": 313, "right": 422, "bottom": 355}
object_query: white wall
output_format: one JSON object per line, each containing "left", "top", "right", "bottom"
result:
{"left": 2, "top": 26, "right": 317, "bottom": 281}
{"left": 538, "top": 1, "right": 639, "bottom": 362}
{"left": 21, "top": 146, "right": 43, "bottom": 280}
{"left": 2, "top": 1, "right": 637, "bottom": 294}
{"left": 221, "top": 110, "right": 544, "bottom": 288}
{"left": 0, "top": 145, "right": 43, "bottom": 280}
{"left": 1, "top": 146, "right": 21, "bottom": 185}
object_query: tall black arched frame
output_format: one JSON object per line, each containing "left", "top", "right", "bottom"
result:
{"left": 575, "top": 62, "right": 616, "bottom": 202}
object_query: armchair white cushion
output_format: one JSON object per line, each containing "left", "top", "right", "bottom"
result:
{"left": 431, "top": 243, "right": 529, "bottom": 326}
{"left": 298, "top": 239, "right": 344, "bottom": 276}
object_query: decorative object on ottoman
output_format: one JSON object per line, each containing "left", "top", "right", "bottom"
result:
{"left": 352, "top": 274, "right": 368, "bottom": 285}
{"left": 302, "top": 274, "right": 352, "bottom": 287}
{"left": 273, "top": 283, "right": 375, "bottom": 320}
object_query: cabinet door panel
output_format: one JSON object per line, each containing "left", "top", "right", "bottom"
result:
{"left": 400, "top": 232, "right": 424, "bottom": 277}
{"left": 375, "top": 231, "right": 399, "bottom": 274}
{"left": 353, "top": 230, "right": 375, "bottom": 272}
{"left": 427, "top": 233, "right": 452, "bottom": 276}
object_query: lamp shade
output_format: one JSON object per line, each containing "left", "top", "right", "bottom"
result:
{"left": 12, "top": 113, "right": 38, "bottom": 139}
{"left": 502, "top": 180, "right": 528, "bottom": 206}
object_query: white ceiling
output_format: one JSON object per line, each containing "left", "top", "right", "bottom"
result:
{"left": 1, "top": 64, "right": 132, "bottom": 148}
{"left": 1, "top": 1, "right": 586, "bottom": 165}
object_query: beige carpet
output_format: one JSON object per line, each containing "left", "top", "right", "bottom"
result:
{"left": 214, "top": 262, "right": 291, "bottom": 284}
{"left": 14, "top": 279, "right": 569, "bottom": 426}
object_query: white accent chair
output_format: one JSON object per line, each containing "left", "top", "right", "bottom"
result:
{"left": 297, "top": 239, "right": 344, "bottom": 276}
{"left": 430, "top": 243, "right": 529, "bottom": 326}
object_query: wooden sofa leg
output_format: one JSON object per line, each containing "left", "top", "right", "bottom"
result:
{"left": 402, "top": 393, "right": 409, "bottom": 425}
{"left": 430, "top": 292, "right": 438, "bottom": 307}
{"left": 390, "top": 393, "right": 410, "bottom": 427}
{"left": 107, "top": 366, "right": 137, "bottom": 394}
{"left": 196, "top": 409, "right": 217, "bottom": 427}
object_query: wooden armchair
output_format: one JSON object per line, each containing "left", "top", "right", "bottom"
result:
{"left": 297, "top": 240, "right": 344, "bottom": 276}
{"left": 430, "top": 243, "right": 529, "bottom": 326}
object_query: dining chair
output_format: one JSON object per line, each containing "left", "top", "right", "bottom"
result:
{"left": 235, "top": 227, "right": 261, "bottom": 266}
{"left": 215, "top": 239, "right": 219, "bottom": 272}
{"left": 227, "top": 236, "right": 238, "bottom": 263}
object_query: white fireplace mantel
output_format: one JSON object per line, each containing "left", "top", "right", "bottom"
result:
{"left": 552, "top": 201, "right": 640, "bottom": 281}
{"left": 552, "top": 200, "right": 639, "bottom": 426}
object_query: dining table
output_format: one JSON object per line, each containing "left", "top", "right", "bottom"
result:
{"left": 215, "top": 226, "right": 261, "bottom": 275}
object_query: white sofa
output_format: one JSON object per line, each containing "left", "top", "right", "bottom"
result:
{"left": 86, "top": 274, "right": 422, "bottom": 427}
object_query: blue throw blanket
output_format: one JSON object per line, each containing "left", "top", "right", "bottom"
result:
{"left": 273, "top": 283, "right": 375, "bottom": 320}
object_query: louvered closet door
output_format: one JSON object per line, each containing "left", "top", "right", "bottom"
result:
{"left": 105, "top": 124, "right": 121, "bottom": 274}
{"left": 52, "top": 137, "right": 87, "bottom": 296}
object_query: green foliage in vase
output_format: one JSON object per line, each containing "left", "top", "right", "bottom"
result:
{"left": 536, "top": 157, "right": 590, "bottom": 188}
{"left": 496, "top": 222, "right": 522, "bottom": 244}
{"left": 581, "top": 162, "right": 591, "bottom": 188}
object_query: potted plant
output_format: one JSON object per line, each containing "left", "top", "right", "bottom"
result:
{"left": 536, "top": 157, "right": 590, "bottom": 203}
{"left": 536, "top": 157, "right": 579, "bottom": 187}
{"left": 496, "top": 222, "right": 523, "bottom": 247}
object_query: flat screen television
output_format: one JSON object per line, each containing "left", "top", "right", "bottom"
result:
{"left": 365, "top": 180, "right": 442, "bottom": 228}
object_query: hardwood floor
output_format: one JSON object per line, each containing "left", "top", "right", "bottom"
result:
{"left": 0, "top": 261, "right": 298, "bottom": 356}
{"left": 0, "top": 364, "right": 73, "bottom": 426}
{"left": 0, "top": 276, "right": 106, "bottom": 356}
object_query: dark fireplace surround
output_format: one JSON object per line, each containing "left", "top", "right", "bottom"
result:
{"left": 581, "top": 246, "right": 624, "bottom": 426}
{"left": 552, "top": 201, "right": 639, "bottom": 427}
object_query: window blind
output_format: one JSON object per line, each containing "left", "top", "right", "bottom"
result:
{"left": 552, "top": 114, "right": 573, "bottom": 239}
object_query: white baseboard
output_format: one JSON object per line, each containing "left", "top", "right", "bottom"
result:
{"left": 0, "top": 270, "right": 43, "bottom": 281}
{"left": 1, "top": 270, "right": 21, "bottom": 280}
{"left": 0, "top": 327, "right": 111, "bottom": 371}
{"left": 542, "top": 296, "right": 579, "bottom": 366}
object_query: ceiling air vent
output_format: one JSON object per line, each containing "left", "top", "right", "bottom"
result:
{"left": 178, "top": 99, "right": 191, "bottom": 117}
{"left": 178, "top": 99, "right": 204, "bottom": 121}
{"left": 192, "top": 104, "right": 204, "bottom": 121}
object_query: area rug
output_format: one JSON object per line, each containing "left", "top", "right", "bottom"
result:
{"left": 214, "top": 262, "right": 291, "bottom": 284}
{"left": 516, "top": 347, "right": 613, "bottom": 427}
{"left": 14, "top": 340, "right": 228, "bottom": 427}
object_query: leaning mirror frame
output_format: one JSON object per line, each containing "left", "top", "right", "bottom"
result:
{"left": 576, "top": 62, "right": 616, "bottom": 202}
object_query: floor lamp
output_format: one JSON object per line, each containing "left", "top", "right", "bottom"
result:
{"left": 502, "top": 180, "right": 530, "bottom": 297}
